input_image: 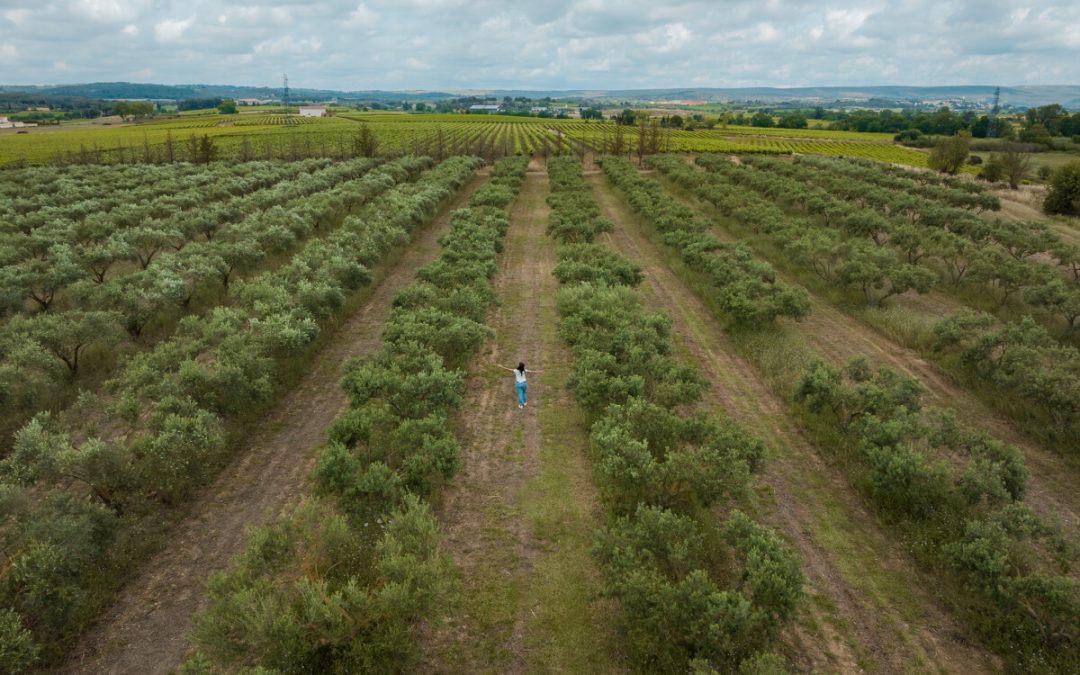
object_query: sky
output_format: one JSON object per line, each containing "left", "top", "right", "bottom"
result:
{"left": 1, "top": 0, "right": 1079, "bottom": 90}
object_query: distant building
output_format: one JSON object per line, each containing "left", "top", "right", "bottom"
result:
{"left": 237, "top": 98, "right": 271, "bottom": 106}
{"left": 468, "top": 104, "right": 501, "bottom": 113}
{"left": 298, "top": 106, "right": 328, "bottom": 117}
{"left": 0, "top": 116, "right": 36, "bottom": 129}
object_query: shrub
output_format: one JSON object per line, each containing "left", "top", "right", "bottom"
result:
{"left": 1044, "top": 160, "right": 1080, "bottom": 216}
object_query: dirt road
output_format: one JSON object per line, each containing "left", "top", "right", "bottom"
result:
{"left": 420, "top": 166, "right": 622, "bottom": 673}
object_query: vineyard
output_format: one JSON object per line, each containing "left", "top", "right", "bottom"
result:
{"left": 1, "top": 112, "right": 938, "bottom": 169}
{"left": 0, "top": 150, "right": 1078, "bottom": 674}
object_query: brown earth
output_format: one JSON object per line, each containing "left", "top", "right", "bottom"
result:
{"left": 419, "top": 166, "right": 549, "bottom": 673}
{"left": 590, "top": 174, "right": 1000, "bottom": 674}
{"left": 59, "top": 169, "right": 491, "bottom": 675}
{"left": 419, "top": 165, "right": 623, "bottom": 673}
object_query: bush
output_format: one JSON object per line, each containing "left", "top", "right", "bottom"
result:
{"left": 190, "top": 497, "right": 453, "bottom": 674}
{"left": 0, "top": 609, "right": 39, "bottom": 674}
{"left": 1044, "top": 160, "right": 1080, "bottom": 216}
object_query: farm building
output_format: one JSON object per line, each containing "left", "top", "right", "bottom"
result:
{"left": 468, "top": 104, "right": 501, "bottom": 113}
{"left": 0, "top": 116, "right": 36, "bottom": 129}
{"left": 298, "top": 106, "right": 328, "bottom": 117}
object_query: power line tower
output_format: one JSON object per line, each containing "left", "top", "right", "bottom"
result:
{"left": 282, "top": 73, "right": 293, "bottom": 126}
{"left": 986, "top": 86, "right": 1001, "bottom": 138}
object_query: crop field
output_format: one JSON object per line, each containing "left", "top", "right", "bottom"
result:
{"left": 1, "top": 150, "right": 1078, "bottom": 674}
{"left": 0, "top": 111, "right": 939, "bottom": 169}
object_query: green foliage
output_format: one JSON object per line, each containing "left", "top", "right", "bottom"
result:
{"left": 594, "top": 507, "right": 802, "bottom": 672}
{"left": 978, "top": 154, "right": 1006, "bottom": 182}
{"left": 932, "top": 310, "right": 1080, "bottom": 440}
{"left": 0, "top": 156, "right": 486, "bottom": 664}
{"left": 192, "top": 156, "right": 527, "bottom": 672}
{"left": 0, "top": 608, "right": 40, "bottom": 674}
{"left": 553, "top": 243, "right": 643, "bottom": 287}
{"left": 927, "top": 132, "right": 971, "bottom": 174}
{"left": 794, "top": 355, "right": 1078, "bottom": 667}
{"left": 1043, "top": 160, "right": 1080, "bottom": 216}
{"left": 546, "top": 156, "right": 614, "bottom": 243}
{"left": 603, "top": 156, "right": 811, "bottom": 324}
{"left": 548, "top": 157, "right": 801, "bottom": 672}
{"left": 590, "top": 398, "right": 762, "bottom": 513}
{"left": 189, "top": 497, "right": 454, "bottom": 674}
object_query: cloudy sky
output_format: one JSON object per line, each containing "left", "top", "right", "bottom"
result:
{"left": 1, "top": 1, "right": 1078, "bottom": 90}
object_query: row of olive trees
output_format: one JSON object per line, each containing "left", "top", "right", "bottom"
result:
{"left": 602, "top": 156, "right": 812, "bottom": 324}
{"left": 688, "top": 154, "right": 1080, "bottom": 327}
{"left": 799, "top": 155, "right": 1000, "bottom": 210}
{"left": 746, "top": 154, "right": 1080, "bottom": 331}
{"left": 794, "top": 356, "right": 1078, "bottom": 670}
{"left": 932, "top": 310, "right": 1080, "bottom": 447}
{"left": 182, "top": 156, "right": 527, "bottom": 672}
{"left": 546, "top": 156, "right": 803, "bottom": 672}
{"left": 1, "top": 161, "right": 218, "bottom": 219}
{"left": 0, "top": 156, "right": 456, "bottom": 670}
{"left": 0, "top": 159, "right": 385, "bottom": 453}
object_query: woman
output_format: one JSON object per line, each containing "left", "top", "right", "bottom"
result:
{"left": 499, "top": 362, "right": 542, "bottom": 409}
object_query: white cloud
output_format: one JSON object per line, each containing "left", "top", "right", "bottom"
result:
{"left": 71, "top": 0, "right": 149, "bottom": 23}
{"left": 154, "top": 17, "right": 194, "bottom": 43}
{"left": 253, "top": 36, "right": 323, "bottom": 55}
{"left": 3, "top": 9, "right": 32, "bottom": 26}
{"left": 636, "top": 22, "right": 691, "bottom": 54}
{"left": 346, "top": 3, "right": 378, "bottom": 29}
{"left": 0, "top": 1, "right": 1076, "bottom": 90}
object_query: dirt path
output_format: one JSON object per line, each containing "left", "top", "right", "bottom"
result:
{"left": 656, "top": 170, "right": 1080, "bottom": 537}
{"left": 420, "top": 168, "right": 622, "bottom": 673}
{"left": 60, "top": 170, "right": 490, "bottom": 675}
{"left": 590, "top": 175, "right": 999, "bottom": 674}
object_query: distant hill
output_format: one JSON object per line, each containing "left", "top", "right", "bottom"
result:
{"left": 1, "top": 82, "right": 1078, "bottom": 109}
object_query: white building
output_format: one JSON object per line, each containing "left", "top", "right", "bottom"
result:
{"left": 0, "top": 116, "right": 36, "bottom": 129}
{"left": 468, "top": 104, "right": 501, "bottom": 113}
{"left": 298, "top": 106, "right": 328, "bottom": 117}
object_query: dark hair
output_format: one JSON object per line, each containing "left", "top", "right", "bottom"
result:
{"left": 517, "top": 362, "right": 525, "bottom": 373}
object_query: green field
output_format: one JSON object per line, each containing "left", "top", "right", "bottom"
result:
{"left": 0, "top": 112, "right": 935, "bottom": 168}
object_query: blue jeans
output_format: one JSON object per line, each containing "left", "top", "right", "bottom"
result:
{"left": 516, "top": 381, "right": 527, "bottom": 406}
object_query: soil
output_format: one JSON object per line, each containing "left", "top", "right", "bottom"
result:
{"left": 419, "top": 166, "right": 550, "bottom": 672}
{"left": 420, "top": 164, "right": 623, "bottom": 673}
{"left": 58, "top": 169, "right": 491, "bottom": 675}
{"left": 590, "top": 174, "right": 1001, "bottom": 674}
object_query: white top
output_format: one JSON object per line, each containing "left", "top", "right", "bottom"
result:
{"left": 514, "top": 369, "right": 527, "bottom": 383}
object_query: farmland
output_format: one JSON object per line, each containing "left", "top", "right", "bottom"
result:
{"left": 1, "top": 147, "right": 1078, "bottom": 675}
{"left": 0, "top": 111, "right": 937, "bottom": 169}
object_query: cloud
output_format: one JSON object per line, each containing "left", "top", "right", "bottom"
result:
{"left": 345, "top": 3, "right": 378, "bottom": 29}
{"left": 0, "top": 1, "right": 1076, "bottom": 91}
{"left": 154, "top": 17, "right": 194, "bottom": 43}
{"left": 71, "top": 0, "right": 150, "bottom": 23}
{"left": 253, "top": 35, "right": 323, "bottom": 55}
